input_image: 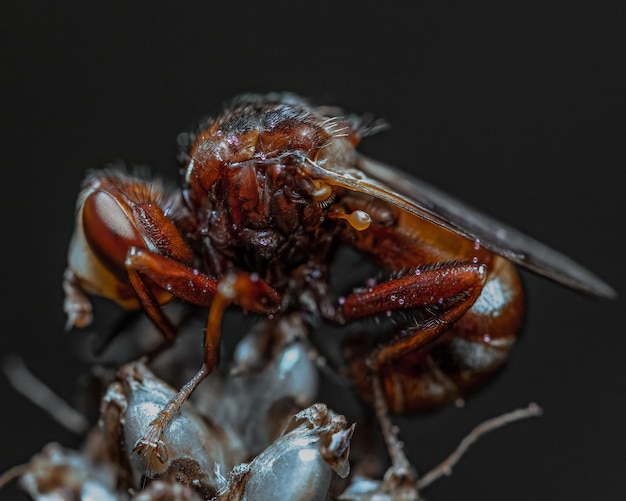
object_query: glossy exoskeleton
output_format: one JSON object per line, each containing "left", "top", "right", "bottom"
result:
{"left": 63, "top": 92, "right": 615, "bottom": 486}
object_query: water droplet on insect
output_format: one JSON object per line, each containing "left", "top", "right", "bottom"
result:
{"left": 472, "top": 256, "right": 478, "bottom": 264}
{"left": 330, "top": 210, "right": 372, "bottom": 230}
{"left": 398, "top": 298, "right": 405, "bottom": 305}
{"left": 390, "top": 295, "right": 396, "bottom": 302}
{"left": 348, "top": 210, "right": 371, "bottom": 230}
{"left": 386, "top": 310, "right": 392, "bottom": 317}
{"left": 338, "top": 296, "right": 346, "bottom": 305}
{"left": 415, "top": 269, "right": 421, "bottom": 275}
{"left": 438, "top": 297, "right": 444, "bottom": 304}
{"left": 227, "top": 135, "right": 239, "bottom": 146}
{"left": 474, "top": 238, "right": 481, "bottom": 250}
{"left": 483, "top": 334, "right": 491, "bottom": 343}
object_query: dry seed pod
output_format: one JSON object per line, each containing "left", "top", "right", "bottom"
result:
{"left": 17, "top": 437, "right": 118, "bottom": 501}
{"left": 338, "top": 475, "right": 420, "bottom": 501}
{"left": 100, "top": 361, "right": 243, "bottom": 499}
{"left": 131, "top": 479, "right": 203, "bottom": 501}
{"left": 192, "top": 314, "right": 319, "bottom": 455}
{"left": 216, "top": 403, "right": 354, "bottom": 501}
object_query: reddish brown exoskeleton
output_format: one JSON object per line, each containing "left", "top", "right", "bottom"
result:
{"left": 63, "top": 93, "right": 615, "bottom": 491}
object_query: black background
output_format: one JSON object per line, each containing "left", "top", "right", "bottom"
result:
{"left": 1, "top": 2, "right": 624, "bottom": 500}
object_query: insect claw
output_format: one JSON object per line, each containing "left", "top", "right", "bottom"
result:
{"left": 133, "top": 424, "right": 169, "bottom": 464}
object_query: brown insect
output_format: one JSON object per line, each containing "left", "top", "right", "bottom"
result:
{"left": 63, "top": 92, "right": 615, "bottom": 486}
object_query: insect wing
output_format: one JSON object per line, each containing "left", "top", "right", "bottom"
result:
{"left": 309, "top": 154, "right": 615, "bottom": 299}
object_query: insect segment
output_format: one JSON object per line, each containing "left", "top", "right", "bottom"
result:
{"left": 64, "top": 93, "right": 615, "bottom": 488}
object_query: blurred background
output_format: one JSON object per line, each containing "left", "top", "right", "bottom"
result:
{"left": 1, "top": 2, "right": 624, "bottom": 499}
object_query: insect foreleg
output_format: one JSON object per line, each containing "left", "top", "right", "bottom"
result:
{"left": 132, "top": 271, "right": 281, "bottom": 468}
{"left": 124, "top": 247, "right": 219, "bottom": 341}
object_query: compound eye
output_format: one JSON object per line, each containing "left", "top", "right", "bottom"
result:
{"left": 82, "top": 189, "right": 144, "bottom": 272}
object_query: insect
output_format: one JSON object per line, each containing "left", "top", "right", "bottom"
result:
{"left": 63, "top": 92, "right": 615, "bottom": 490}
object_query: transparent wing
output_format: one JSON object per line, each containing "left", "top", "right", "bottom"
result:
{"left": 307, "top": 153, "right": 615, "bottom": 299}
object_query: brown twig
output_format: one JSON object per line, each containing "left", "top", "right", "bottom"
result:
{"left": 417, "top": 403, "right": 543, "bottom": 490}
{"left": 3, "top": 355, "right": 88, "bottom": 434}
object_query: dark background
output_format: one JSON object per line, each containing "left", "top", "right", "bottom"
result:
{"left": 1, "top": 3, "right": 624, "bottom": 500}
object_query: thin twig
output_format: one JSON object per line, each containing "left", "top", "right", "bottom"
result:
{"left": 417, "top": 403, "right": 543, "bottom": 490}
{"left": 371, "top": 375, "right": 414, "bottom": 475}
{"left": 0, "top": 463, "right": 30, "bottom": 489}
{"left": 3, "top": 355, "right": 88, "bottom": 434}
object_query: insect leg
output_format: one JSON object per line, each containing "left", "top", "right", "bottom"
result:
{"left": 64, "top": 169, "right": 202, "bottom": 351}
{"left": 334, "top": 195, "right": 522, "bottom": 411}
{"left": 339, "top": 262, "right": 487, "bottom": 486}
{"left": 124, "top": 247, "right": 220, "bottom": 341}
{"left": 132, "top": 271, "right": 281, "bottom": 465}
